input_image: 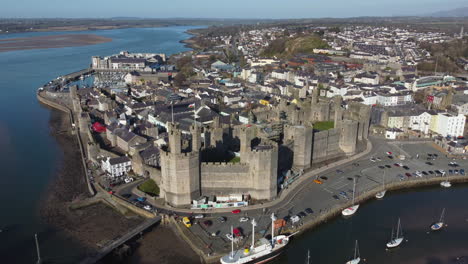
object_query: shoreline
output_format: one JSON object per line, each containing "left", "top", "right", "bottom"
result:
{"left": 0, "top": 34, "right": 113, "bottom": 52}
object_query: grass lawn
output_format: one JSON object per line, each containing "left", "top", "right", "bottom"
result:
{"left": 229, "top": 156, "right": 241, "bottom": 163}
{"left": 138, "top": 179, "right": 159, "bottom": 196}
{"left": 313, "top": 121, "right": 334, "bottom": 131}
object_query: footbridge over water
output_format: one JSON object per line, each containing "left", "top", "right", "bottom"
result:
{"left": 79, "top": 216, "right": 161, "bottom": 264}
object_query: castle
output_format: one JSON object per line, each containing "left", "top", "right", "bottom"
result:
{"left": 158, "top": 92, "right": 371, "bottom": 207}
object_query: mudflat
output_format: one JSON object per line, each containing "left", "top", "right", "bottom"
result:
{"left": 0, "top": 34, "right": 112, "bottom": 52}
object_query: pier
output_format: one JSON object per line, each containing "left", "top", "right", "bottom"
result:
{"left": 79, "top": 216, "right": 162, "bottom": 264}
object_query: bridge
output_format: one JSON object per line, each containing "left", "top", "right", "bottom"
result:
{"left": 79, "top": 216, "right": 161, "bottom": 264}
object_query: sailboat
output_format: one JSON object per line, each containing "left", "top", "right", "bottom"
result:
{"left": 342, "top": 177, "right": 359, "bottom": 216}
{"left": 345, "top": 240, "right": 361, "bottom": 264}
{"left": 387, "top": 218, "right": 404, "bottom": 248}
{"left": 220, "top": 214, "right": 292, "bottom": 264}
{"left": 305, "top": 249, "right": 310, "bottom": 264}
{"left": 375, "top": 169, "right": 387, "bottom": 199}
{"left": 440, "top": 172, "right": 451, "bottom": 188}
{"left": 431, "top": 208, "right": 446, "bottom": 231}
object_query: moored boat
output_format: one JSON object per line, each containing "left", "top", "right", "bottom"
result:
{"left": 220, "top": 214, "right": 292, "bottom": 264}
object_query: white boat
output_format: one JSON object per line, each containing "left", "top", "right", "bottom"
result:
{"left": 431, "top": 208, "right": 446, "bottom": 231}
{"left": 375, "top": 169, "right": 387, "bottom": 199}
{"left": 342, "top": 177, "right": 359, "bottom": 216}
{"left": 345, "top": 240, "right": 361, "bottom": 264}
{"left": 387, "top": 218, "right": 404, "bottom": 248}
{"left": 440, "top": 171, "right": 451, "bottom": 188}
{"left": 220, "top": 214, "right": 292, "bottom": 264}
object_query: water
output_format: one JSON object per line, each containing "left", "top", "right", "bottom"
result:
{"left": 2, "top": 26, "right": 468, "bottom": 264}
{"left": 277, "top": 185, "right": 468, "bottom": 264}
{"left": 0, "top": 26, "right": 198, "bottom": 263}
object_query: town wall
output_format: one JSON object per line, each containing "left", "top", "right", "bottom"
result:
{"left": 200, "top": 163, "right": 251, "bottom": 194}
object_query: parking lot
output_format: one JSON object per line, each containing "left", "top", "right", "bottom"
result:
{"left": 169, "top": 139, "right": 468, "bottom": 256}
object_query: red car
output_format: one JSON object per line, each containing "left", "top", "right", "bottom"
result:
{"left": 386, "top": 151, "right": 392, "bottom": 155}
{"left": 231, "top": 209, "right": 241, "bottom": 214}
{"left": 405, "top": 172, "right": 412, "bottom": 177}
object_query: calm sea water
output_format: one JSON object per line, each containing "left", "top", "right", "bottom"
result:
{"left": 0, "top": 26, "right": 197, "bottom": 263}
{"left": 277, "top": 185, "right": 468, "bottom": 264}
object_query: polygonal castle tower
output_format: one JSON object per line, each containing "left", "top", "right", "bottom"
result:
{"left": 237, "top": 126, "right": 278, "bottom": 200}
{"left": 160, "top": 123, "right": 200, "bottom": 207}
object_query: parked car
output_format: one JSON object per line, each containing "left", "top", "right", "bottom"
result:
{"left": 422, "top": 171, "right": 428, "bottom": 175}
{"left": 336, "top": 170, "right": 344, "bottom": 174}
{"left": 121, "top": 193, "right": 132, "bottom": 198}
{"left": 388, "top": 155, "right": 393, "bottom": 159}
{"left": 403, "top": 166, "right": 410, "bottom": 170}
{"left": 194, "top": 214, "right": 204, "bottom": 219}
{"left": 460, "top": 169, "right": 465, "bottom": 175}
{"left": 291, "top": 215, "right": 300, "bottom": 223}
{"left": 405, "top": 173, "right": 412, "bottom": 177}
{"left": 218, "top": 216, "right": 226, "bottom": 223}
{"left": 449, "top": 169, "right": 454, "bottom": 175}
{"left": 320, "top": 176, "right": 328, "bottom": 180}
{"left": 203, "top": 220, "right": 212, "bottom": 227}
{"left": 298, "top": 211, "right": 307, "bottom": 218}
{"left": 136, "top": 197, "right": 146, "bottom": 202}
{"left": 124, "top": 177, "right": 134, "bottom": 183}
{"left": 305, "top": 208, "right": 314, "bottom": 214}
{"left": 385, "top": 165, "right": 391, "bottom": 168}
{"left": 314, "top": 179, "right": 323, "bottom": 184}
{"left": 426, "top": 162, "right": 433, "bottom": 165}
{"left": 428, "top": 170, "right": 434, "bottom": 174}
{"left": 332, "top": 195, "right": 340, "bottom": 200}
{"left": 386, "top": 151, "right": 393, "bottom": 155}
{"left": 182, "top": 217, "right": 192, "bottom": 228}
{"left": 239, "top": 217, "right": 249, "bottom": 222}
{"left": 232, "top": 209, "right": 241, "bottom": 214}
{"left": 143, "top": 205, "right": 152, "bottom": 211}
{"left": 394, "top": 163, "right": 400, "bottom": 167}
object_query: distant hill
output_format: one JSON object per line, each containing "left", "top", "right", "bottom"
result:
{"left": 427, "top": 7, "right": 468, "bottom": 17}
{"left": 260, "top": 34, "right": 330, "bottom": 58}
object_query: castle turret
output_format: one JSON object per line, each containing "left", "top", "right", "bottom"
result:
{"left": 248, "top": 141, "right": 278, "bottom": 201}
{"left": 190, "top": 124, "right": 201, "bottom": 152}
{"left": 339, "top": 120, "right": 358, "bottom": 155}
{"left": 293, "top": 125, "right": 313, "bottom": 170}
{"left": 160, "top": 123, "right": 200, "bottom": 207}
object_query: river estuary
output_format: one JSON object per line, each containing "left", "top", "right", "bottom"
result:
{"left": 0, "top": 26, "right": 467, "bottom": 264}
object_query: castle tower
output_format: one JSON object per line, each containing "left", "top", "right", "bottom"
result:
{"left": 190, "top": 124, "right": 201, "bottom": 152}
{"left": 311, "top": 87, "right": 319, "bottom": 105}
{"left": 293, "top": 125, "right": 313, "bottom": 170}
{"left": 248, "top": 142, "right": 278, "bottom": 201}
{"left": 358, "top": 105, "right": 371, "bottom": 140}
{"left": 239, "top": 126, "right": 254, "bottom": 157}
{"left": 334, "top": 96, "right": 343, "bottom": 126}
{"left": 160, "top": 123, "right": 200, "bottom": 207}
{"left": 339, "top": 120, "right": 358, "bottom": 155}
{"left": 167, "top": 122, "right": 181, "bottom": 154}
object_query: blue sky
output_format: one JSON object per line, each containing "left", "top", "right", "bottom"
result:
{"left": 2, "top": 0, "right": 467, "bottom": 18}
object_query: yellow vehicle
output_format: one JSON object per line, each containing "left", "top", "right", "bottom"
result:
{"left": 182, "top": 217, "right": 192, "bottom": 227}
{"left": 313, "top": 179, "right": 323, "bottom": 184}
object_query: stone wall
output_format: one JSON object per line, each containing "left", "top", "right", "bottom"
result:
{"left": 200, "top": 162, "right": 251, "bottom": 194}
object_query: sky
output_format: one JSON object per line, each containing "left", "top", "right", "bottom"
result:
{"left": 1, "top": 0, "right": 467, "bottom": 19}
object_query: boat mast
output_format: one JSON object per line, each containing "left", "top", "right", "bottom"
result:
{"left": 271, "top": 213, "right": 277, "bottom": 247}
{"left": 352, "top": 177, "right": 356, "bottom": 205}
{"left": 440, "top": 208, "right": 445, "bottom": 223}
{"left": 35, "top": 233, "right": 42, "bottom": 264}
{"left": 354, "top": 240, "right": 359, "bottom": 259}
{"left": 396, "top": 218, "right": 401, "bottom": 238}
{"left": 251, "top": 218, "right": 257, "bottom": 249}
{"left": 383, "top": 169, "right": 386, "bottom": 189}
{"left": 230, "top": 226, "right": 234, "bottom": 259}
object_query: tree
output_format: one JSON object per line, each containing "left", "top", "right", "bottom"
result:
{"left": 174, "top": 72, "right": 187, "bottom": 87}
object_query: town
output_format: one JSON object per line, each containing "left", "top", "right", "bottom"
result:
{"left": 37, "top": 22, "right": 468, "bottom": 263}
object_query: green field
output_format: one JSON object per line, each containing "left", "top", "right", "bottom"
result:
{"left": 138, "top": 179, "right": 159, "bottom": 196}
{"left": 313, "top": 121, "right": 334, "bottom": 131}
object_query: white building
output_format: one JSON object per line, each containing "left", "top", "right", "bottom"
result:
{"left": 434, "top": 113, "right": 466, "bottom": 137}
{"left": 409, "top": 112, "right": 432, "bottom": 134}
{"left": 101, "top": 156, "right": 132, "bottom": 178}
